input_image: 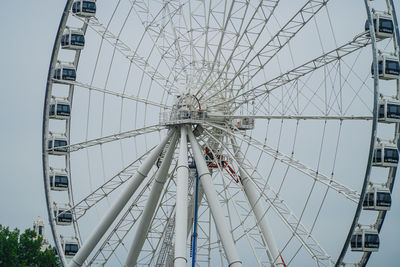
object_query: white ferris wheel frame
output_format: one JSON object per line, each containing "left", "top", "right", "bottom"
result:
{"left": 42, "top": 0, "right": 400, "bottom": 266}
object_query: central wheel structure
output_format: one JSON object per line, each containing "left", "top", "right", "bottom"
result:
{"left": 42, "top": 1, "right": 400, "bottom": 266}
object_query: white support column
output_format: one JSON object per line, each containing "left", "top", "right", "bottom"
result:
{"left": 231, "top": 138, "right": 284, "bottom": 267}
{"left": 174, "top": 126, "right": 189, "bottom": 267}
{"left": 69, "top": 130, "right": 175, "bottom": 267}
{"left": 187, "top": 130, "right": 242, "bottom": 267}
{"left": 187, "top": 184, "right": 204, "bottom": 237}
{"left": 124, "top": 133, "right": 178, "bottom": 267}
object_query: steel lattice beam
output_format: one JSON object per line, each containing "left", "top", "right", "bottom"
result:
{"left": 202, "top": 0, "right": 330, "bottom": 105}
{"left": 212, "top": 32, "right": 372, "bottom": 110}
{"left": 55, "top": 146, "right": 156, "bottom": 221}
{"left": 205, "top": 122, "right": 360, "bottom": 203}
{"left": 53, "top": 79, "right": 170, "bottom": 109}
{"left": 72, "top": 14, "right": 180, "bottom": 94}
{"left": 62, "top": 125, "right": 164, "bottom": 152}
{"left": 203, "top": 129, "right": 333, "bottom": 266}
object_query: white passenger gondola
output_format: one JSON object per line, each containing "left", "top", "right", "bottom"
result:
{"left": 61, "top": 27, "right": 85, "bottom": 50}
{"left": 53, "top": 203, "right": 73, "bottom": 226}
{"left": 48, "top": 133, "right": 68, "bottom": 155}
{"left": 365, "top": 12, "right": 394, "bottom": 39}
{"left": 371, "top": 53, "right": 400, "bottom": 80}
{"left": 378, "top": 98, "right": 400, "bottom": 123}
{"left": 233, "top": 117, "right": 255, "bottom": 130}
{"left": 372, "top": 141, "right": 399, "bottom": 167}
{"left": 72, "top": 0, "right": 96, "bottom": 17}
{"left": 49, "top": 169, "right": 69, "bottom": 191}
{"left": 363, "top": 185, "right": 391, "bottom": 211}
{"left": 61, "top": 236, "right": 79, "bottom": 258}
{"left": 350, "top": 227, "right": 379, "bottom": 252}
{"left": 49, "top": 98, "right": 71, "bottom": 119}
{"left": 53, "top": 62, "right": 76, "bottom": 81}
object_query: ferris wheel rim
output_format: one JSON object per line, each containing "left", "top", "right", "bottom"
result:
{"left": 335, "top": 0, "right": 400, "bottom": 266}
{"left": 42, "top": 0, "right": 84, "bottom": 265}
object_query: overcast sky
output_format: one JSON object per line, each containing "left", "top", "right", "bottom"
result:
{"left": 0, "top": 1, "right": 400, "bottom": 266}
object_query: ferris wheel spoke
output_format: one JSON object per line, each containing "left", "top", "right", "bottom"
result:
{"left": 69, "top": 131, "right": 175, "bottom": 267}
{"left": 71, "top": 14, "right": 180, "bottom": 94}
{"left": 252, "top": 47, "right": 373, "bottom": 118}
{"left": 252, "top": 62, "right": 340, "bottom": 117}
{"left": 128, "top": 0, "right": 190, "bottom": 83}
{"left": 57, "top": 145, "right": 157, "bottom": 222}
{"left": 62, "top": 125, "right": 165, "bottom": 153}
{"left": 125, "top": 133, "right": 178, "bottom": 266}
{"left": 217, "top": 114, "right": 373, "bottom": 121}
{"left": 204, "top": 122, "right": 360, "bottom": 203}
{"left": 193, "top": 0, "right": 246, "bottom": 95}
{"left": 196, "top": 0, "right": 280, "bottom": 98}
{"left": 229, "top": 123, "right": 360, "bottom": 203}
{"left": 182, "top": 8, "right": 238, "bottom": 94}
{"left": 164, "top": 3, "right": 191, "bottom": 79}
{"left": 201, "top": 0, "right": 329, "bottom": 104}
{"left": 238, "top": 157, "right": 334, "bottom": 266}
{"left": 211, "top": 31, "right": 372, "bottom": 111}
{"left": 203, "top": 129, "right": 333, "bottom": 266}
{"left": 54, "top": 79, "right": 170, "bottom": 109}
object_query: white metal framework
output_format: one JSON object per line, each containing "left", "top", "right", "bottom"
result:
{"left": 42, "top": 1, "right": 399, "bottom": 266}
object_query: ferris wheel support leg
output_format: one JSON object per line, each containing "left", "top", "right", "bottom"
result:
{"left": 187, "top": 183, "right": 204, "bottom": 236}
{"left": 188, "top": 129, "right": 242, "bottom": 267}
{"left": 124, "top": 133, "right": 178, "bottom": 267}
{"left": 68, "top": 130, "right": 175, "bottom": 267}
{"left": 231, "top": 137, "right": 284, "bottom": 267}
{"left": 174, "top": 126, "right": 189, "bottom": 267}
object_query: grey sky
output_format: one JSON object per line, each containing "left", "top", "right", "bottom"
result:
{"left": 1, "top": 0, "right": 400, "bottom": 266}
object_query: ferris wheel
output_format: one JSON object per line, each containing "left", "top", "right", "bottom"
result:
{"left": 42, "top": 0, "right": 400, "bottom": 266}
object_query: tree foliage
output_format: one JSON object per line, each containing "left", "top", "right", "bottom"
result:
{"left": 0, "top": 225, "right": 59, "bottom": 267}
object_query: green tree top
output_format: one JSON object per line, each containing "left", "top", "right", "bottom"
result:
{"left": 0, "top": 225, "right": 59, "bottom": 267}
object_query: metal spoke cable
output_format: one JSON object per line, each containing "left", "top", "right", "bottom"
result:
{"left": 209, "top": 32, "right": 372, "bottom": 111}
{"left": 71, "top": 14, "right": 180, "bottom": 95}
{"left": 205, "top": 122, "right": 360, "bottom": 202}
{"left": 56, "top": 146, "right": 156, "bottom": 221}
{"left": 202, "top": 0, "right": 330, "bottom": 105}
{"left": 196, "top": 0, "right": 280, "bottom": 99}
{"left": 129, "top": 0, "right": 188, "bottom": 83}
{"left": 288, "top": 120, "right": 343, "bottom": 265}
{"left": 98, "top": 2, "right": 133, "bottom": 201}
